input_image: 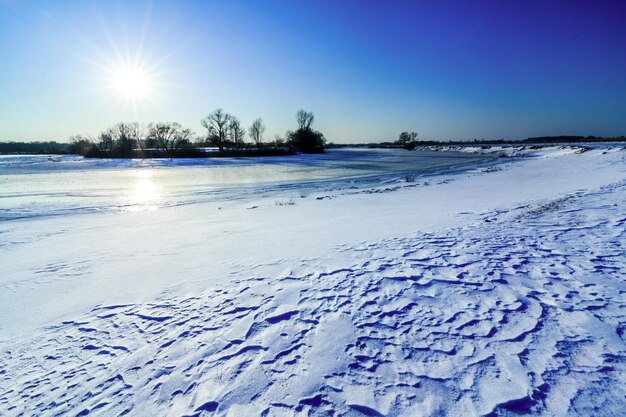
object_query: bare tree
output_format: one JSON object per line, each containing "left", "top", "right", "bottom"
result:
{"left": 68, "top": 134, "right": 94, "bottom": 156}
{"left": 296, "top": 110, "right": 314, "bottom": 130}
{"left": 228, "top": 117, "right": 246, "bottom": 148}
{"left": 396, "top": 131, "right": 418, "bottom": 145}
{"left": 111, "top": 122, "right": 143, "bottom": 154}
{"left": 201, "top": 109, "right": 231, "bottom": 151}
{"left": 289, "top": 110, "right": 325, "bottom": 153}
{"left": 395, "top": 131, "right": 418, "bottom": 150}
{"left": 176, "top": 128, "right": 194, "bottom": 150}
{"left": 96, "top": 128, "right": 114, "bottom": 153}
{"left": 249, "top": 118, "right": 266, "bottom": 150}
{"left": 147, "top": 122, "right": 194, "bottom": 153}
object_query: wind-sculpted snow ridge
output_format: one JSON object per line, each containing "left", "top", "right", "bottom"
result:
{"left": 2, "top": 183, "right": 625, "bottom": 416}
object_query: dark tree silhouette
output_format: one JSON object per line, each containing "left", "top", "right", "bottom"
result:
{"left": 249, "top": 118, "right": 265, "bottom": 150}
{"left": 0, "top": 141, "right": 72, "bottom": 154}
{"left": 228, "top": 117, "right": 246, "bottom": 148}
{"left": 147, "top": 122, "right": 194, "bottom": 154}
{"left": 288, "top": 110, "right": 325, "bottom": 153}
{"left": 68, "top": 135, "right": 94, "bottom": 155}
{"left": 296, "top": 110, "right": 314, "bottom": 130}
{"left": 396, "top": 131, "right": 418, "bottom": 149}
{"left": 201, "top": 109, "right": 231, "bottom": 151}
{"left": 111, "top": 122, "right": 142, "bottom": 156}
{"left": 96, "top": 129, "right": 114, "bottom": 153}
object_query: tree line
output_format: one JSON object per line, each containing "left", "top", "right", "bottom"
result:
{"left": 5, "top": 128, "right": 622, "bottom": 156}
{"left": 0, "top": 141, "right": 72, "bottom": 155}
{"left": 67, "top": 109, "right": 326, "bottom": 158}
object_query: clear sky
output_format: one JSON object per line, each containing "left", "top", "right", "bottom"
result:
{"left": 1, "top": 0, "right": 625, "bottom": 143}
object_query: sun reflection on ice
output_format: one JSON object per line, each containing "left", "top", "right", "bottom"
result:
{"left": 129, "top": 170, "right": 161, "bottom": 210}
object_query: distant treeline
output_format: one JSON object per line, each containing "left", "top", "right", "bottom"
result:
{"left": 69, "top": 108, "right": 325, "bottom": 158}
{"left": 521, "top": 135, "right": 626, "bottom": 144}
{"left": 358, "top": 134, "right": 626, "bottom": 149}
{"left": 0, "top": 141, "right": 72, "bottom": 154}
{"left": 2, "top": 133, "right": 624, "bottom": 156}
{"left": 0, "top": 109, "right": 326, "bottom": 158}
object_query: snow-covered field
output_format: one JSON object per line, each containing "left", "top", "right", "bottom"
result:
{"left": 1, "top": 146, "right": 625, "bottom": 416}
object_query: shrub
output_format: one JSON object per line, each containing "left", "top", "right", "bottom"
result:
{"left": 288, "top": 128, "right": 325, "bottom": 153}
{"left": 275, "top": 199, "right": 295, "bottom": 206}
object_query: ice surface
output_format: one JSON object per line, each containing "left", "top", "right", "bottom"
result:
{"left": 0, "top": 149, "right": 493, "bottom": 221}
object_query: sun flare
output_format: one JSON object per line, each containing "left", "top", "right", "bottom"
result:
{"left": 111, "top": 64, "right": 152, "bottom": 101}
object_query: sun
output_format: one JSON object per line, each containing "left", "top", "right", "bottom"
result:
{"left": 110, "top": 64, "right": 152, "bottom": 101}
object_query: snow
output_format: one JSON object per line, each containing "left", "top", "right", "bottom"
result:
{"left": 1, "top": 145, "right": 625, "bottom": 416}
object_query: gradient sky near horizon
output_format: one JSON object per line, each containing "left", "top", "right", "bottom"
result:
{"left": 1, "top": 0, "right": 625, "bottom": 143}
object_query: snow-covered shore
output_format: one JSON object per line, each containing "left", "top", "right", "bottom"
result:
{"left": 1, "top": 146, "right": 625, "bottom": 416}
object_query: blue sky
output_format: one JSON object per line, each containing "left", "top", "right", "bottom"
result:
{"left": 1, "top": 0, "right": 625, "bottom": 142}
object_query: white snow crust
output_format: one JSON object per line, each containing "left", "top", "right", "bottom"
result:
{"left": 1, "top": 145, "right": 625, "bottom": 416}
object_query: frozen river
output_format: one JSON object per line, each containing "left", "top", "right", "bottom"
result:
{"left": 0, "top": 148, "right": 495, "bottom": 220}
